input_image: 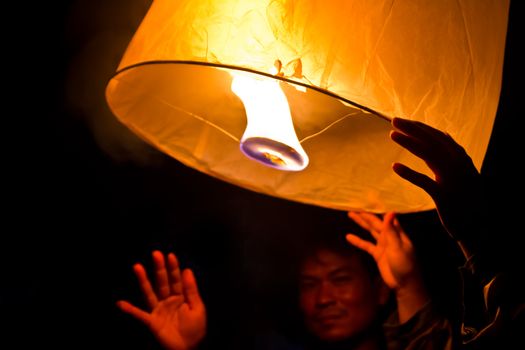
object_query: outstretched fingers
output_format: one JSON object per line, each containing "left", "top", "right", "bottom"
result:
{"left": 182, "top": 269, "right": 203, "bottom": 310}
{"left": 116, "top": 300, "right": 151, "bottom": 326}
{"left": 392, "top": 162, "right": 437, "bottom": 198}
{"left": 167, "top": 252, "right": 183, "bottom": 295}
{"left": 393, "top": 216, "right": 412, "bottom": 248}
{"left": 391, "top": 117, "right": 466, "bottom": 172}
{"left": 153, "top": 251, "right": 171, "bottom": 299}
{"left": 133, "top": 263, "right": 159, "bottom": 309}
{"left": 392, "top": 117, "right": 451, "bottom": 149}
{"left": 348, "top": 211, "right": 382, "bottom": 239}
{"left": 382, "top": 212, "right": 402, "bottom": 248}
{"left": 346, "top": 233, "right": 377, "bottom": 258}
{"left": 390, "top": 129, "right": 434, "bottom": 163}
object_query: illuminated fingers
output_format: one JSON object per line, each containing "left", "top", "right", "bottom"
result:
{"left": 131, "top": 250, "right": 195, "bottom": 314}
{"left": 133, "top": 263, "right": 159, "bottom": 309}
{"left": 182, "top": 269, "right": 203, "bottom": 310}
{"left": 393, "top": 216, "right": 412, "bottom": 248}
{"left": 346, "top": 233, "right": 377, "bottom": 258}
{"left": 167, "top": 252, "right": 183, "bottom": 295}
{"left": 348, "top": 211, "right": 382, "bottom": 239}
{"left": 153, "top": 250, "right": 171, "bottom": 299}
{"left": 382, "top": 212, "right": 402, "bottom": 248}
{"left": 116, "top": 300, "right": 151, "bottom": 326}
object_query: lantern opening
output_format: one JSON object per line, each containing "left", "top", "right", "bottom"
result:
{"left": 231, "top": 72, "right": 309, "bottom": 171}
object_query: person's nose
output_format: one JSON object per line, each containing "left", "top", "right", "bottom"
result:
{"left": 315, "top": 281, "right": 336, "bottom": 307}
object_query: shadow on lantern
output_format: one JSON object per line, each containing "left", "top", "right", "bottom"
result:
{"left": 106, "top": 0, "right": 509, "bottom": 213}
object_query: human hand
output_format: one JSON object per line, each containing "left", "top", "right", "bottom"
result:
{"left": 346, "top": 211, "right": 429, "bottom": 322}
{"left": 346, "top": 212, "right": 419, "bottom": 291}
{"left": 117, "top": 251, "right": 206, "bottom": 350}
{"left": 390, "top": 117, "right": 484, "bottom": 241}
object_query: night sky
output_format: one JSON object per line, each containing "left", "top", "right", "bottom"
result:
{"left": 3, "top": 1, "right": 522, "bottom": 349}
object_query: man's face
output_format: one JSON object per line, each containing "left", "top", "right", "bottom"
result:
{"left": 299, "top": 249, "right": 388, "bottom": 342}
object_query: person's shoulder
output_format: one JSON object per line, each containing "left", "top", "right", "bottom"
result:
{"left": 461, "top": 269, "right": 525, "bottom": 349}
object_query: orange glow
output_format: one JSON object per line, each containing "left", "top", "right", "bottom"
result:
{"left": 106, "top": 0, "right": 510, "bottom": 212}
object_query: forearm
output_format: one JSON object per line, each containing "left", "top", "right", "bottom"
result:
{"left": 395, "top": 276, "right": 431, "bottom": 324}
{"left": 456, "top": 229, "right": 499, "bottom": 286}
{"left": 446, "top": 176, "right": 503, "bottom": 284}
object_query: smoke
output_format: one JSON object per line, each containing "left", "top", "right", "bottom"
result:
{"left": 65, "top": 0, "right": 165, "bottom": 165}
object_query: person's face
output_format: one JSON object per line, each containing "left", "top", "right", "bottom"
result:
{"left": 299, "top": 249, "right": 389, "bottom": 342}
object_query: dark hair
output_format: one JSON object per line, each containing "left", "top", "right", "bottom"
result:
{"left": 292, "top": 225, "right": 380, "bottom": 280}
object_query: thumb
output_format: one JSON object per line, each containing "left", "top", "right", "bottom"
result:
{"left": 182, "top": 269, "right": 203, "bottom": 309}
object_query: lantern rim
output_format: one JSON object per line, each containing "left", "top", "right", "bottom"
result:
{"left": 108, "top": 60, "right": 390, "bottom": 123}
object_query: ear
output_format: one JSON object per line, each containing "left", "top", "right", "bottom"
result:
{"left": 375, "top": 279, "right": 391, "bottom": 306}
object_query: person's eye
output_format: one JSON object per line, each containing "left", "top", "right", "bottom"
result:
{"left": 332, "top": 275, "right": 352, "bottom": 285}
{"left": 300, "top": 280, "right": 317, "bottom": 290}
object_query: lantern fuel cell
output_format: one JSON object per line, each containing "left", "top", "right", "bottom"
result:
{"left": 106, "top": 0, "right": 510, "bottom": 213}
{"left": 231, "top": 72, "right": 308, "bottom": 171}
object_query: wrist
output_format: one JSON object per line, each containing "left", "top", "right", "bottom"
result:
{"left": 395, "top": 276, "right": 430, "bottom": 324}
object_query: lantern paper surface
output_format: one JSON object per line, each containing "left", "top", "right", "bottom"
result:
{"left": 106, "top": 0, "right": 509, "bottom": 213}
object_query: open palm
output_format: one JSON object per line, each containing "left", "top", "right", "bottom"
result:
{"left": 117, "top": 251, "right": 206, "bottom": 350}
{"left": 346, "top": 212, "right": 417, "bottom": 290}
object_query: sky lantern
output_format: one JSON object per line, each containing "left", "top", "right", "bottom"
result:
{"left": 106, "top": 0, "right": 509, "bottom": 213}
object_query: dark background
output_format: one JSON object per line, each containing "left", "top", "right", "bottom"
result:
{"left": 2, "top": 1, "right": 522, "bottom": 348}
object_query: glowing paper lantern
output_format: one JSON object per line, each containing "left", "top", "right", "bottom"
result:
{"left": 106, "top": 0, "right": 509, "bottom": 213}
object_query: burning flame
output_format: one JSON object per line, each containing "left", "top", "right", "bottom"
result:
{"left": 231, "top": 72, "right": 309, "bottom": 171}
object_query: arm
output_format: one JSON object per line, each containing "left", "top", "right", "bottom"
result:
{"left": 346, "top": 211, "right": 429, "bottom": 324}
{"left": 390, "top": 117, "right": 525, "bottom": 346}
{"left": 117, "top": 251, "right": 207, "bottom": 350}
